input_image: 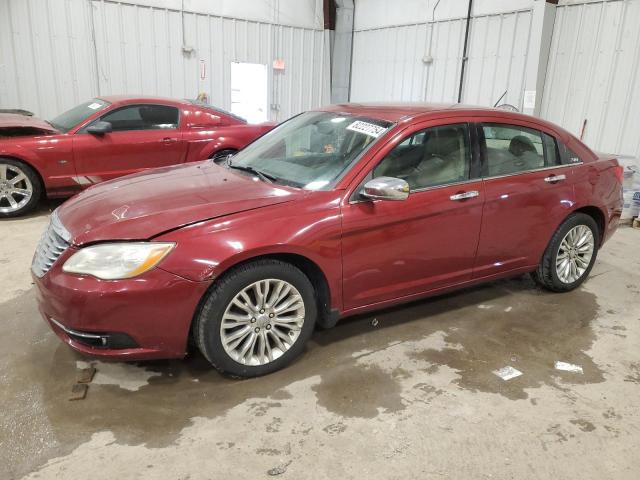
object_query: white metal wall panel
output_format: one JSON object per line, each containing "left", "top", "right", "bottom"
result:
{"left": 541, "top": 0, "right": 640, "bottom": 157}
{"left": 89, "top": 0, "right": 330, "bottom": 122}
{"left": 350, "top": 9, "right": 533, "bottom": 108}
{"left": 462, "top": 11, "right": 532, "bottom": 108}
{"left": 0, "top": 0, "right": 98, "bottom": 119}
{"left": 424, "top": 19, "right": 466, "bottom": 104}
{"left": 0, "top": 0, "right": 330, "bottom": 122}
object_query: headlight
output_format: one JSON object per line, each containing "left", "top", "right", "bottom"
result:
{"left": 62, "top": 242, "right": 175, "bottom": 280}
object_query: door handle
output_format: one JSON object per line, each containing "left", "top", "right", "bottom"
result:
{"left": 450, "top": 190, "right": 479, "bottom": 201}
{"left": 162, "top": 137, "right": 178, "bottom": 144}
{"left": 544, "top": 174, "right": 566, "bottom": 183}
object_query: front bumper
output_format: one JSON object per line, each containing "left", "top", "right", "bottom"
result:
{"left": 33, "top": 253, "right": 212, "bottom": 361}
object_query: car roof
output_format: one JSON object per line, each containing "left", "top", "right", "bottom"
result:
{"left": 97, "top": 95, "right": 191, "bottom": 106}
{"left": 317, "top": 102, "right": 556, "bottom": 128}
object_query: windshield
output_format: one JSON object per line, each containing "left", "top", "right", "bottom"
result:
{"left": 49, "top": 99, "right": 110, "bottom": 132}
{"left": 228, "top": 111, "right": 393, "bottom": 189}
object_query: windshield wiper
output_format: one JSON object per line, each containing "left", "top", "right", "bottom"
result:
{"left": 226, "top": 163, "right": 277, "bottom": 184}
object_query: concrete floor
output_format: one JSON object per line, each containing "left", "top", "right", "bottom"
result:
{"left": 1, "top": 202, "right": 639, "bottom": 480}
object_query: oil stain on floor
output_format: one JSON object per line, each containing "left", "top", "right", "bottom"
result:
{"left": 1, "top": 274, "right": 603, "bottom": 478}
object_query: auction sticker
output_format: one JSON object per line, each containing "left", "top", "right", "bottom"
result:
{"left": 87, "top": 102, "right": 102, "bottom": 110}
{"left": 346, "top": 120, "right": 387, "bottom": 138}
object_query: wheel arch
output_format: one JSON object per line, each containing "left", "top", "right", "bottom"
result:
{"left": 0, "top": 154, "right": 45, "bottom": 197}
{"left": 199, "top": 139, "right": 243, "bottom": 159}
{"left": 189, "top": 252, "right": 335, "bottom": 346}
{"left": 209, "top": 147, "right": 238, "bottom": 160}
{"left": 571, "top": 205, "right": 606, "bottom": 245}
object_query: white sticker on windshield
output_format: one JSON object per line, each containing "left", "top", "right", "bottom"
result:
{"left": 87, "top": 102, "right": 102, "bottom": 110}
{"left": 346, "top": 120, "right": 387, "bottom": 138}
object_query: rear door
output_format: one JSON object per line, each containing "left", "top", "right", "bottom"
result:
{"left": 473, "top": 121, "right": 577, "bottom": 278}
{"left": 72, "top": 104, "right": 186, "bottom": 184}
{"left": 341, "top": 121, "right": 485, "bottom": 310}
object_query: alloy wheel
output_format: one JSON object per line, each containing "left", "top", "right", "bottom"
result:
{"left": 220, "top": 279, "right": 306, "bottom": 366}
{"left": 0, "top": 163, "right": 33, "bottom": 214}
{"left": 555, "top": 224, "right": 594, "bottom": 284}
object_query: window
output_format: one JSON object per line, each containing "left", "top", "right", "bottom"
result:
{"left": 373, "top": 124, "right": 471, "bottom": 190}
{"left": 228, "top": 111, "right": 392, "bottom": 189}
{"left": 92, "top": 105, "right": 179, "bottom": 132}
{"left": 559, "top": 142, "right": 583, "bottom": 165}
{"left": 481, "top": 124, "right": 559, "bottom": 176}
{"left": 49, "top": 99, "right": 110, "bottom": 132}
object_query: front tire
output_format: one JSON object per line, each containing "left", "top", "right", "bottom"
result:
{"left": 0, "top": 158, "right": 42, "bottom": 218}
{"left": 532, "top": 213, "right": 599, "bottom": 292}
{"left": 194, "top": 259, "right": 317, "bottom": 377}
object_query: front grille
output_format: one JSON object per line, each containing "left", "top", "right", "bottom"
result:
{"left": 31, "top": 210, "right": 71, "bottom": 277}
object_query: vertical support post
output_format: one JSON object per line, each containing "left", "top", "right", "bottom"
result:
{"left": 522, "top": 0, "right": 558, "bottom": 116}
{"left": 331, "top": 0, "right": 354, "bottom": 103}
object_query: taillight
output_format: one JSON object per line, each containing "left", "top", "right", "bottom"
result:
{"left": 613, "top": 164, "right": 624, "bottom": 184}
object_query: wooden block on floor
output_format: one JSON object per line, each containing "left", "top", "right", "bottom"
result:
{"left": 76, "top": 367, "right": 96, "bottom": 384}
{"left": 69, "top": 383, "right": 88, "bottom": 401}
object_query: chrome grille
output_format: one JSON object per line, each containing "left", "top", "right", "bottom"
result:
{"left": 31, "top": 210, "right": 71, "bottom": 277}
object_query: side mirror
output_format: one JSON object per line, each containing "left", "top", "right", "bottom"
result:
{"left": 86, "top": 121, "right": 112, "bottom": 135}
{"left": 361, "top": 176, "right": 410, "bottom": 201}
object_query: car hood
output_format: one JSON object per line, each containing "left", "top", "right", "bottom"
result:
{"left": 57, "top": 162, "right": 303, "bottom": 245}
{"left": 0, "top": 113, "right": 59, "bottom": 133}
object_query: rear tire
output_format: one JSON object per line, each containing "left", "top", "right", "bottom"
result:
{"left": 0, "top": 158, "right": 42, "bottom": 218}
{"left": 532, "top": 213, "right": 599, "bottom": 292}
{"left": 194, "top": 259, "right": 317, "bottom": 377}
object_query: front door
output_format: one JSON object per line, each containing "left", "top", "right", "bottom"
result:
{"left": 72, "top": 104, "right": 185, "bottom": 184}
{"left": 472, "top": 121, "right": 577, "bottom": 278}
{"left": 341, "top": 122, "right": 484, "bottom": 311}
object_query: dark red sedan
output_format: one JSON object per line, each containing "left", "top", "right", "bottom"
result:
{"left": 32, "top": 103, "right": 623, "bottom": 377}
{"left": 0, "top": 96, "right": 273, "bottom": 217}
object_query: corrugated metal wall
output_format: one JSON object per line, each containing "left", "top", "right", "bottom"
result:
{"left": 350, "top": 8, "right": 533, "bottom": 109}
{"left": 0, "top": 0, "right": 98, "bottom": 119}
{"left": 541, "top": 0, "right": 640, "bottom": 157}
{"left": 0, "top": 0, "right": 330, "bottom": 122}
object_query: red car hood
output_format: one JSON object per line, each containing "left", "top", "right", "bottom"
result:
{"left": 57, "top": 162, "right": 302, "bottom": 245}
{"left": 0, "top": 113, "right": 58, "bottom": 133}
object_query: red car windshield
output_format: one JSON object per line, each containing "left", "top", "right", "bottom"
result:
{"left": 49, "top": 99, "right": 110, "bottom": 132}
{"left": 228, "top": 111, "right": 393, "bottom": 190}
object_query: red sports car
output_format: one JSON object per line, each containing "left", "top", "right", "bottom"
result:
{"left": 32, "top": 103, "right": 623, "bottom": 377}
{"left": 0, "top": 96, "right": 274, "bottom": 217}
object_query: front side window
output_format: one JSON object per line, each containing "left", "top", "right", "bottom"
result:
{"left": 49, "top": 99, "right": 110, "bottom": 132}
{"left": 481, "top": 124, "right": 558, "bottom": 177}
{"left": 228, "top": 111, "right": 392, "bottom": 189}
{"left": 90, "top": 105, "right": 179, "bottom": 132}
{"left": 373, "top": 124, "right": 471, "bottom": 190}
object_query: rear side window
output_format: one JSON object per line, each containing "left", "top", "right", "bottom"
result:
{"left": 94, "top": 105, "right": 179, "bottom": 132}
{"left": 559, "top": 142, "right": 583, "bottom": 165}
{"left": 481, "top": 124, "right": 558, "bottom": 177}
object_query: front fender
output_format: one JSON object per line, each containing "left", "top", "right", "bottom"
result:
{"left": 155, "top": 192, "right": 344, "bottom": 310}
{"left": 0, "top": 143, "right": 41, "bottom": 168}
{"left": 0, "top": 135, "right": 76, "bottom": 191}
